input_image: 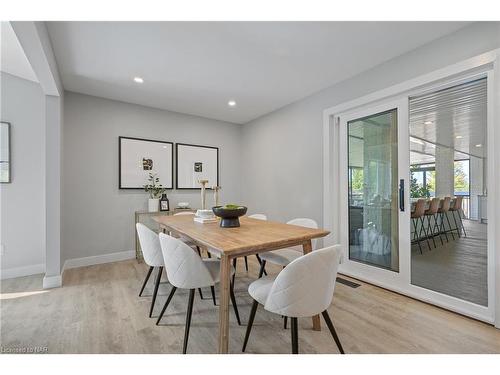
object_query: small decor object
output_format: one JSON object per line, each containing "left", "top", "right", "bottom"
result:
{"left": 177, "top": 202, "right": 190, "bottom": 209}
{"left": 176, "top": 143, "right": 218, "bottom": 189}
{"left": 199, "top": 179, "right": 209, "bottom": 209}
{"left": 119, "top": 136, "right": 173, "bottom": 189}
{"left": 212, "top": 204, "right": 248, "bottom": 228}
{"left": 159, "top": 194, "right": 170, "bottom": 211}
{"left": 0, "top": 121, "right": 11, "bottom": 183}
{"left": 194, "top": 209, "right": 217, "bottom": 224}
{"left": 144, "top": 173, "right": 166, "bottom": 212}
{"left": 213, "top": 186, "right": 221, "bottom": 207}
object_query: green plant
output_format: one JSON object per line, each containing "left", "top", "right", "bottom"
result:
{"left": 144, "top": 173, "right": 165, "bottom": 199}
{"left": 410, "top": 169, "right": 431, "bottom": 198}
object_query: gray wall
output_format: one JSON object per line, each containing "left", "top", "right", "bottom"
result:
{"left": 0, "top": 72, "right": 46, "bottom": 277}
{"left": 241, "top": 22, "right": 500, "bottom": 226}
{"left": 62, "top": 92, "right": 242, "bottom": 264}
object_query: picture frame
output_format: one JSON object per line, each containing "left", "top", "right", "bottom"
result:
{"left": 0, "top": 121, "right": 11, "bottom": 183}
{"left": 119, "top": 136, "right": 174, "bottom": 189}
{"left": 176, "top": 143, "right": 219, "bottom": 189}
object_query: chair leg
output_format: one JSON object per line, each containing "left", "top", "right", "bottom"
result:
{"left": 229, "top": 281, "right": 241, "bottom": 325}
{"left": 428, "top": 215, "right": 438, "bottom": 248}
{"left": 445, "top": 212, "right": 455, "bottom": 240}
{"left": 196, "top": 246, "right": 202, "bottom": 256}
{"left": 458, "top": 211, "right": 467, "bottom": 237}
{"left": 244, "top": 256, "right": 249, "bottom": 272}
{"left": 433, "top": 215, "right": 443, "bottom": 246}
{"left": 452, "top": 210, "right": 461, "bottom": 237}
{"left": 139, "top": 266, "right": 154, "bottom": 296}
{"left": 284, "top": 316, "right": 288, "bottom": 329}
{"left": 207, "top": 251, "right": 212, "bottom": 258}
{"left": 411, "top": 218, "right": 422, "bottom": 254}
{"left": 321, "top": 310, "right": 345, "bottom": 354}
{"left": 232, "top": 258, "right": 237, "bottom": 285}
{"left": 149, "top": 266, "right": 163, "bottom": 318}
{"left": 255, "top": 254, "right": 267, "bottom": 276}
{"left": 242, "top": 299, "right": 259, "bottom": 352}
{"left": 210, "top": 286, "right": 217, "bottom": 305}
{"left": 182, "top": 289, "right": 196, "bottom": 354}
{"left": 440, "top": 213, "right": 449, "bottom": 242}
{"left": 258, "top": 260, "right": 267, "bottom": 278}
{"left": 197, "top": 288, "right": 204, "bottom": 300}
{"left": 156, "top": 286, "right": 177, "bottom": 325}
{"left": 290, "top": 317, "right": 298, "bottom": 354}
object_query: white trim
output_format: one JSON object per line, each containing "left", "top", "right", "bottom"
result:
{"left": 323, "top": 50, "right": 498, "bottom": 117}
{"left": 62, "top": 250, "right": 136, "bottom": 274}
{"left": 323, "top": 49, "right": 499, "bottom": 325}
{"left": 42, "top": 274, "right": 62, "bottom": 289}
{"left": 0, "top": 263, "right": 45, "bottom": 280}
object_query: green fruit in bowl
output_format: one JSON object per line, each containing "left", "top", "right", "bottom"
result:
{"left": 224, "top": 204, "right": 242, "bottom": 209}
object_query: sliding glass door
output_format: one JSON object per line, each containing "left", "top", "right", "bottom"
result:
{"left": 334, "top": 76, "right": 494, "bottom": 323}
{"left": 347, "top": 109, "right": 400, "bottom": 271}
{"left": 338, "top": 98, "right": 410, "bottom": 285}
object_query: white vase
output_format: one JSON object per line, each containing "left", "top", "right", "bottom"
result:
{"left": 148, "top": 198, "right": 159, "bottom": 212}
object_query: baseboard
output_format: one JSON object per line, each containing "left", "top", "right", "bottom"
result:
{"left": 43, "top": 274, "right": 62, "bottom": 289}
{"left": 62, "top": 250, "right": 135, "bottom": 274}
{"left": 0, "top": 263, "right": 45, "bottom": 280}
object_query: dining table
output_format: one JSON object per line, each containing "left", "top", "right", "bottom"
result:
{"left": 152, "top": 214, "right": 330, "bottom": 353}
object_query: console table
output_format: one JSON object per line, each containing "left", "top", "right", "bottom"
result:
{"left": 135, "top": 208, "right": 196, "bottom": 261}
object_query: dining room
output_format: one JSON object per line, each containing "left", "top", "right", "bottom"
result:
{"left": 1, "top": 5, "right": 500, "bottom": 368}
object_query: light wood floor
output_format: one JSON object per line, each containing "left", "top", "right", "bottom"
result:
{"left": 1, "top": 256, "right": 499, "bottom": 354}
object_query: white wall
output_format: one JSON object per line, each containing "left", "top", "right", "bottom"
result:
{"left": 62, "top": 92, "right": 242, "bottom": 265}
{"left": 241, "top": 22, "right": 500, "bottom": 226}
{"left": 0, "top": 72, "right": 46, "bottom": 279}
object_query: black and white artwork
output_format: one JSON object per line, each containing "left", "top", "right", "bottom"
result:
{"left": 119, "top": 136, "right": 173, "bottom": 189}
{"left": 0, "top": 121, "right": 10, "bottom": 183}
{"left": 176, "top": 143, "right": 218, "bottom": 189}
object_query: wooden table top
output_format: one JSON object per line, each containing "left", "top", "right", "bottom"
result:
{"left": 152, "top": 215, "right": 330, "bottom": 257}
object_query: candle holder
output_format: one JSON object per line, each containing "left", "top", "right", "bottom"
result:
{"left": 199, "top": 179, "right": 209, "bottom": 209}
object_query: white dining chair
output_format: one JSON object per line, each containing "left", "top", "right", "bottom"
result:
{"left": 258, "top": 218, "right": 318, "bottom": 277}
{"left": 136, "top": 223, "right": 166, "bottom": 318}
{"left": 172, "top": 211, "right": 216, "bottom": 304}
{"left": 157, "top": 232, "right": 241, "bottom": 353}
{"left": 242, "top": 245, "right": 344, "bottom": 354}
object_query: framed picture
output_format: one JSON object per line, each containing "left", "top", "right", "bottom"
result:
{"left": 160, "top": 194, "right": 170, "bottom": 211}
{"left": 0, "top": 121, "right": 11, "bottom": 183}
{"left": 119, "top": 136, "right": 173, "bottom": 189}
{"left": 176, "top": 143, "right": 219, "bottom": 189}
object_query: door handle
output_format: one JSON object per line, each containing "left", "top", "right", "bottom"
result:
{"left": 399, "top": 179, "right": 405, "bottom": 212}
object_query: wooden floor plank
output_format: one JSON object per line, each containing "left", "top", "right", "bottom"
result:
{"left": 1, "top": 257, "right": 499, "bottom": 354}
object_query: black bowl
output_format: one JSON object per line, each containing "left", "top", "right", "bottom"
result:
{"left": 212, "top": 206, "right": 248, "bottom": 228}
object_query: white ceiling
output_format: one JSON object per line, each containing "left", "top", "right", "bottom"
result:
{"left": 1, "top": 22, "right": 38, "bottom": 83}
{"left": 46, "top": 21, "right": 469, "bottom": 124}
{"left": 409, "top": 77, "right": 487, "bottom": 165}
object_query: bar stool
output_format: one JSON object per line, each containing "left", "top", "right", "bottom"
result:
{"left": 411, "top": 199, "right": 429, "bottom": 254}
{"left": 424, "top": 198, "right": 441, "bottom": 248}
{"left": 438, "top": 197, "right": 455, "bottom": 242}
{"left": 450, "top": 196, "right": 467, "bottom": 237}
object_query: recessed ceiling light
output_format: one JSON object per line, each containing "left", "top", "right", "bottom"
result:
{"left": 133, "top": 77, "right": 144, "bottom": 83}
{"left": 456, "top": 135, "right": 463, "bottom": 139}
{"left": 424, "top": 121, "right": 433, "bottom": 125}
{"left": 475, "top": 144, "right": 483, "bottom": 147}
{"left": 228, "top": 100, "right": 236, "bottom": 107}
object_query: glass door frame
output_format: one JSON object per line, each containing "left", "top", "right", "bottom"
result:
{"left": 337, "top": 97, "right": 412, "bottom": 290}
{"left": 323, "top": 65, "right": 497, "bottom": 325}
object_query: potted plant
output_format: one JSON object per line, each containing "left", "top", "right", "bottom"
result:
{"left": 144, "top": 173, "right": 166, "bottom": 212}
